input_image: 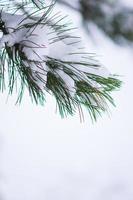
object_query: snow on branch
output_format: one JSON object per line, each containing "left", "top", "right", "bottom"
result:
{"left": 0, "top": 0, "right": 121, "bottom": 121}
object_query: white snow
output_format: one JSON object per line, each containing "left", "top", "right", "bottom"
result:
{"left": 0, "top": 10, "right": 111, "bottom": 93}
{"left": 56, "top": 68, "right": 76, "bottom": 96}
{"left": 0, "top": 12, "right": 50, "bottom": 89}
{"left": 0, "top": 1, "right": 133, "bottom": 200}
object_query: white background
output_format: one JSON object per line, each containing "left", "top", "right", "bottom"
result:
{"left": 0, "top": 1, "right": 133, "bottom": 199}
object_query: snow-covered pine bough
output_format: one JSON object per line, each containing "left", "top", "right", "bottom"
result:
{"left": 0, "top": 0, "right": 121, "bottom": 121}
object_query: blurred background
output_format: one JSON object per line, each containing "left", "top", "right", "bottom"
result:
{"left": 0, "top": 0, "right": 133, "bottom": 199}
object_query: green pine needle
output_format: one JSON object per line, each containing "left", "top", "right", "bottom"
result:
{"left": 0, "top": 0, "right": 122, "bottom": 121}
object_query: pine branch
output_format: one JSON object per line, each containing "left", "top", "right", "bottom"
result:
{"left": 0, "top": 0, "right": 122, "bottom": 121}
